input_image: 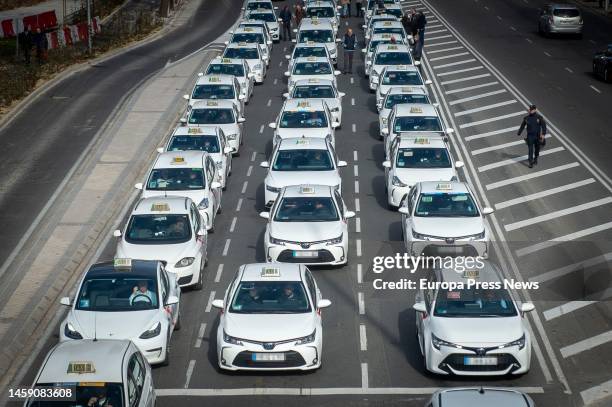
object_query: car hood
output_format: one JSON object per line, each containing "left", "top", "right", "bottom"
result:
{"left": 412, "top": 216, "right": 484, "bottom": 238}
{"left": 277, "top": 127, "right": 329, "bottom": 138}
{"left": 224, "top": 312, "right": 316, "bottom": 342}
{"left": 266, "top": 170, "right": 340, "bottom": 188}
{"left": 70, "top": 309, "right": 159, "bottom": 340}
{"left": 270, "top": 220, "right": 343, "bottom": 242}
{"left": 394, "top": 168, "right": 455, "bottom": 187}
{"left": 116, "top": 240, "right": 193, "bottom": 264}
{"left": 431, "top": 316, "right": 523, "bottom": 346}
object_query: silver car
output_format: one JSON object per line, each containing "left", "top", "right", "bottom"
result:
{"left": 538, "top": 4, "right": 583, "bottom": 37}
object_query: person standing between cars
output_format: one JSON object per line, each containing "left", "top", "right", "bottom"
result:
{"left": 356, "top": 0, "right": 363, "bottom": 17}
{"left": 413, "top": 10, "right": 427, "bottom": 61}
{"left": 280, "top": 5, "right": 292, "bottom": 41}
{"left": 33, "top": 27, "right": 48, "bottom": 64}
{"left": 401, "top": 11, "right": 413, "bottom": 37}
{"left": 341, "top": 0, "right": 349, "bottom": 17}
{"left": 294, "top": 4, "right": 304, "bottom": 27}
{"left": 342, "top": 27, "right": 356, "bottom": 74}
{"left": 517, "top": 104, "right": 547, "bottom": 168}
{"left": 18, "top": 25, "right": 33, "bottom": 65}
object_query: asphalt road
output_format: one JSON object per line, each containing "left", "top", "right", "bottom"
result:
{"left": 7, "top": 0, "right": 612, "bottom": 406}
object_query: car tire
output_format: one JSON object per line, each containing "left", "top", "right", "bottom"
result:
{"left": 174, "top": 312, "right": 182, "bottom": 331}
{"left": 193, "top": 261, "right": 204, "bottom": 291}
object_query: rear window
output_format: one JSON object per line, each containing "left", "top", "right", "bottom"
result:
{"left": 553, "top": 8, "right": 580, "bottom": 17}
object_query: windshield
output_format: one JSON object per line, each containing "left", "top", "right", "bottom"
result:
{"left": 395, "top": 147, "right": 451, "bottom": 169}
{"left": 28, "top": 384, "right": 124, "bottom": 407}
{"left": 294, "top": 46, "right": 327, "bottom": 59}
{"left": 375, "top": 51, "right": 412, "bottom": 65}
{"left": 168, "top": 135, "right": 221, "bottom": 152}
{"left": 229, "top": 281, "right": 311, "bottom": 314}
{"left": 125, "top": 214, "right": 192, "bottom": 244}
{"left": 293, "top": 62, "right": 332, "bottom": 75}
{"left": 189, "top": 108, "right": 234, "bottom": 124}
{"left": 299, "top": 29, "right": 334, "bottom": 43}
{"left": 384, "top": 93, "right": 429, "bottom": 109}
{"left": 293, "top": 85, "right": 335, "bottom": 98}
{"left": 382, "top": 71, "right": 422, "bottom": 85}
{"left": 206, "top": 64, "right": 245, "bottom": 77}
{"left": 247, "top": 2, "right": 272, "bottom": 10}
{"left": 232, "top": 33, "right": 264, "bottom": 44}
{"left": 553, "top": 8, "right": 580, "bottom": 17}
{"left": 147, "top": 168, "right": 205, "bottom": 190}
{"left": 273, "top": 149, "right": 334, "bottom": 171}
{"left": 274, "top": 196, "right": 339, "bottom": 222}
{"left": 394, "top": 116, "right": 442, "bottom": 132}
{"left": 415, "top": 193, "right": 479, "bottom": 217}
{"left": 76, "top": 275, "right": 159, "bottom": 311}
{"left": 434, "top": 288, "right": 517, "bottom": 317}
{"left": 280, "top": 111, "right": 328, "bottom": 128}
{"left": 191, "top": 84, "right": 235, "bottom": 100}
{"left": 307, "top": 7, "right": 334, "bottom": 17}
{"left": 224, "top": 47, "right": 259, "bottom": 59}
{"left": 249, "top": 12, "right": 276, "bottom": 22}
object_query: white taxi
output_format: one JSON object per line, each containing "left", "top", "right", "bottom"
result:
{"left": 365, "top": 20, "right": 407, "bottom": 44}
{"left": 362, "top": 13, "right": 397, "bottom": 32}
{"left": 212, "top": 263, "right": 332, "bottom": 371}
{"left": 379, "top": 86, "right": 430, "bottom": 137}
{"left": 294, "top": 18, "right": 340, "bottom": 65}
{"left": 414, "top": 262, "right": 534, "bottom": 376}
{"left": 261, "top": 185, "right": 354, "bottom": 265}
{"left": 283, "top": 78, "right": 345, "bottom": 126}
{"left": 246, "top": 9, "right": 280, "bottom": 42}
{"left": 184, "top": 74, "right": 245, "bottom": 116}
{"left": 27, "top": 340, "right": 155, "bottom": 407}
{"left": 383, "top": 135, "right": 463, "bottom": 209}
{"left": 136, "top": 150, "right": 222, "bottom": 231}
{"left": 285, "top": 42, "right": 331, "bottom": 72}
{"left": 399, "top": 181, "right": 494, "bottom": 258}
{"left": 364, "top": 0, "right": 400, "bottom": 24}
{"left": 304, "top": 1, "right": 341, "bottom": 33}
{"left": 285, "top": 56, "right": 341, "bottom": 92}
{"left": 362, "top": 33, "right": 406, "bottom": 77}
{"left": 204, "top": 57, "right": 254, "bottom": 104}
{"left": 223, "top": 42, "right": 267, "bottom": 84}
{"left": 114, "top": 196, "right": 208, "bottom": 288}
{"left": 375, "top": 65, "right": 431, "bottom": 111}
{"left": 269, "top": 99, "right": 338, "bottom": 146}
{"left": 261, "top": 137, "right": 346, "bottom": 208}
{"left": 244, "top": 0, "right": 276, "bottom": 13}
{"left": 59, "top": 259, "right": 180, "bottom": 366}
{"left": 227, "top": 26, "right": 271, "bottom": 66}
{"left": 368, "top": 43, "right": 415, "bottom": 90}
{"left": 238, "top": 19, "right": 272, "bottom": 45}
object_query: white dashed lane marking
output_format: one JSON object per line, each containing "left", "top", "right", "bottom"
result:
{"left": 214, "top": 264, "right": 224, "bottom": 283}
{"left": 194, "top": 323, "right": 207, "bottom": 348}
{"left": 222, "top": 239, "right": 231, "bottom": 256}
{"left": 205, "top": 291, "right": 216, "bottom": 312}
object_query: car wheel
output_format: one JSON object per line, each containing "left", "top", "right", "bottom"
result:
{"left": 193, "top": 261, "right": 204, "bottom": 291}
{"left": 174, "top": 312, "right": 182, "bottom": 331}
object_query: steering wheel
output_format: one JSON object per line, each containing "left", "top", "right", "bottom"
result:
{"left": 131, "top": 294, "right": 153, "bottom": 307}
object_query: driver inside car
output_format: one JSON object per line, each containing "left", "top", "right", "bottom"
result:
{"left": 129, "top": 280, "right": 156, "bottom": 306}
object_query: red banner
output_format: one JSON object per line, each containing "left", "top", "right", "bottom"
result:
{"left": 1, "top": 19, "right": 15, "bottom": 37}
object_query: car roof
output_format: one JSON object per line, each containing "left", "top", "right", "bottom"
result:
{"left": 195, "top": 74, "right": 235, "bottom": 85}
{"left": 397, "top": 134, "right": 447, "bottom": 148}
{"left": 281, "top": 184, "right": 334, "bottom": 198}
{"left": 300, "top": 19, "right": 334, "bottom": 29}
{"left": 292, "top": 78, "right": 335, "bottom": 87}
{"left": 394, "top": 103, "right": 438, "bottom": 116}
{"left": 437, "top": 387, "right": 531, "bottom": 407}
{"left": 283, "top": 98, "right": 327, "bottom": 111}
{"left": 278, "top": 137, "right": 329, "bottom": 150}
{"left": 191, "top": 99, "right": 236, "bottom": 109}
{"left": 240, "top": 263, "right": 304, "bottom": 282}
{"left": 172, "top": 125, "right": 220, "bottom": 137}
{"left": 382, "top": 64, "right": 419, "bottom": 73}
{"left": 293, "top": 56, "right": 331, "bottom": 64}
{"left": 37, "top": 339, "right": 131, "bottom": 384}
{"left": 375, "top": 43, "right": 410, "bottom": 53}
{"left": 86, "top": 259, "right": 160, "bottom": 278}
{"left": 418, "top": 180, "right": 470, "bottom": 195}
{"left": 154, "top": 151, "right": 206, "bottom": 168}
{"left": 388, "top": 86, "right": 428, "bottom": 95}
{"left": 306, "top": 0, "right": 336, "bottom": 6}
{"left": 132, "top": 196, "right": 192, "bottom": 215}
{"left": 234, "top": 26, "right": 265, "bottom": 34}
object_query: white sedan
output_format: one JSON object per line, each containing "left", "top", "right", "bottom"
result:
{"left": 378, "top": 86, "right": 430, "bottom": 137}
{"left": 285, "top": 56, "right": 341, "bottom": 92}
{"left": 375, "top": 65, "right": 431, "bottom": 111}
{"left": 283, "top": 78, "right": 345, "bottom": 126}
{"left": 269, "top": 98, "right": 338, "bottom": 146}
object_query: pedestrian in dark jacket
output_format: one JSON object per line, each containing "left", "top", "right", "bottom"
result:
{"left": 356, "top": 0, "right": 363, "bottom": 17}
{"left": 280, "top": 6, "right": 292, "bottom": 41}
{"left": 18, "top": 25, "right": 33, "bottom": 65}
{"left": 413, "top": 10, "right": 427, "bottom": 60}
{"left": 401, "top": 12, "right": 413, "bottom": 36}
{"left": 33, "top": 27, "right": 48, "bottom": 64}
{"left": 342, "top": 28, "right": 356, "bottom": 73}
{"left": 517, "top": 105, "right": 547, "bottom": 168}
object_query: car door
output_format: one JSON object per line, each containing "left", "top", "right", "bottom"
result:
{"left": 416, "top": 268, "right": 435, "bottom": 355}
{"left": 190, "top": 203, "right": 206, "bottom": 260}
{"left": 206, "top": 156, "right": 220, "bottom": 208}
{"left": 403, "top": 185, "right": 418, "bottom": 243}
{"left": 304, "top": 268, "right": 322, "bottom": 330}
{"left": 162, "top": 265, "right": 180, "bottom": 325}
{"left": 387, "top": 137, "right": 399, "bottom": 179}
{"left": 126, "top": 351, "right": 146, "bottom": 407}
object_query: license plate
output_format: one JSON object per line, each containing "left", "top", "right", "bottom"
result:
{"left": 293, "top": 250, "right": 318, "bottom": 258}
{"left": 438, "top": 246, "right": 461, "bottom": 254}
{"left": 252, "top": 352, "right": 285, "bottom": 362}
{"left": 464, "top": 356, "right": 497, "bottom": 366}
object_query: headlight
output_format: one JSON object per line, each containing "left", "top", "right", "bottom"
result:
{"left": 431, "top": 333, "right": 461, "bottom": 350}
{"left": 412, "top": 229, "right": 428, "bottom": 240}
{"left": 198, "top": 197, "right": 209, "bottom": 210}
{"left": 175, "top": 257, "right": 195, "bottom": 268}
{"left": 269, "top": 235, "right": 286, "bottom": 245}
{"left": 501, "top": 334, "right": 526, "bottom": 350}
{"left": 471, "top": 230, "right": 486, "bottom": 240}
{"left": 224, "top": 331, "right": 244, "bottom": 345}
{"left": 266, "top": 184, "right": 281, "bottom": 193}
{"left": 226, "top": 133, "right": 237, "bottom": 140}
{"left": 330, "top": 107, "right": 340, "bottom": 112}
{"left": 139, "top": 322, "right": 161, "bottom": 339}
{"left": 392, "top": 176, "right": 407, "bottom": 187}
{"left": 64, "top": 323, "right": 83, "bottom": 340}
{"left": 325, "top": 234, "right": 343, "bottom": 245}
{"left": 295, "top": 330, "right": 316, "bottom": 345}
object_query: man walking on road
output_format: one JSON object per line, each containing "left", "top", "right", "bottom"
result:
{"left": 413, "top": 10, "right": 427, "bottom": 61}
{"left": 280, "top": 5, "right": 292, "bottom": 41}
{"left": 517, "top": 104, "right": 547, "bottom": 168}
{"left": 342, "top": 28, "right": 356, "bottom": 74}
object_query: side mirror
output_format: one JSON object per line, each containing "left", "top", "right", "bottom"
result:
{"left": 381, "top": 128, "right": 389, "bottom": 135}
{"left": 267, "top": 40, "right": 273, "bottom": 45}
{"left": 398, "top": 207, "right": 410, "bottom": 215}
{"left": 337, "top": 160, "right": 347, "bottom": 167}
{"left": 382, "top": 160, "right": 391, "bottom": 168}
{"left": 455, "top": 161, "right": 464, "bottom": 169}
{"left": 212, "top": 299, "right": 224, "bottom": 309}
{"left": 224, "top": 40, "right": 229, "bottom": 45}
{"left": 60, "top": 297, "right": 71, "bottom": 306}
{"left": 260, "top": 161, "right": 270, "bottom": 168}
{"left": 268, "top": 122, "right": 277, "bottom": 129}
{"left": 445, "top": 128, "right": 455, "bottom": 135}
{"left": 179, "top": 118, "right": 187, "bottom": 126}
{"left": 134, "top": 182, "right": 143, "bottom": 190}
{"left": 247, "top": 72, "right": 255, "bottom": 78}
{"left": 361, "top": 48, "right": 367, "bottom": 53}
{"left": 229, "top": 30, "right": 234, "bottom": 34}
{"left": 414, "top": 60, "right": 421, "bottom": 66}
{"left": 183, "top": 94, "right": 190, "bottom": 100}
{"left": 285, "top": 54, "right": 291, "bottom": 60}
{"left": 165, "top": 295, "right": 179, "bottom": 306}
{"left": 211, "top": 181, "right": 222, "bottom": 189}
{"left": 345, "top": 210, "right": 356, "bottom": 219}
{"left": 336, "top": 38, "right": 342, "bottom": 43}
{"left": 238, "top": 94, "right": 246, "bottom": 101}
{"left": 425, "top": 79, "right": 432, "bottom": 85}
{"left": 331, "top": 122, "right": 340, "bottom": 129}
{"left": 197, "top": 229, "right": 206, "bottom": 237}
{"left": 339, "top": 92, "right": 346, "bottom": 98}
{"left": 291, "top": 39, "right": 297, "bottom": 43}
{"left": 366, "top": 60, "right": 372, "bottom": 66}
{"left": 113, "top": 229, "right": 122, "bottom": 237}
{"left": 432, "top": 102, "right": 440, "bottom": 108}
{"left": 413, "top": 302, "right": 427, "bottom": 313}
{"left": 224, "top": 147, "right": 233, "bottom": 154}
{"left": 482, "top": 207, "right": 494, "bottom": 216}
{"left": 259, "top": 211, "right": 270, "bottom": 219}
{"left": 317, "top": 299, "right": 332, "bottom": 308}
{"left": 284, "top": 71, "right": 291, "bottom": 77}
{"left": 197, "top": 72, "right": 204, "bottom": 77}
{"left": 334, "top": 70, "right": 342, "bottom": 76}
{"left": 362, "top": 25, "right": 367, "bottom": 29}
{"left": 520, "top": 303, "right": 535, "bottom": 313}
{"left": 365, "top": 35, "right": 370, "bottom": 40}
{"left": 293, "top": 29, "right": 298, "bottom": 33}
{"left": 282, "top": 92, "right": 289, "bottom": 98}
{"left": 238, "top": 117, "right": 246, "bottom": 123}
{"left": 157, "top": 147, "right": 164, "bottom": 153}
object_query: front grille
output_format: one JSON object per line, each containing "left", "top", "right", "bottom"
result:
{"left": 277, "top": 249, "right": 335, "bottom": 263}
{"left": 441, "top": 353, "right": 519, "bottom": 373}
{"left": 233, "top": 351, "right": 306, "bottom": 368}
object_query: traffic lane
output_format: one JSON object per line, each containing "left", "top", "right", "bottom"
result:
{"left": 426, "top": 0, "right": 612, "bottom": 180}
{"left": 0, "top": 0, "right": 242, "bottom": 270}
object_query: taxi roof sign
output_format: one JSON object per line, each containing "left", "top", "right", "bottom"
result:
{"left": 206, "top": 100, "right": 219, "bottom": 106}
{"left": 413, "top": 137, "right": 430, "bottom": 144}
{"left": 237, "top": 42, "right": 248, "bottom": 46}
{"left": 208, "top": 77, "right": 221, "bottom": 82}
{"left": 401, "top": 86, "right": 418, "bottom": 92}
{"left": 300, "top": 186, "right": 315, "bottom": 194}
{"left": 221, "top": 58, "right": 232, "bottom": 63}
{"left": 462, "top": 269, "right": 480, "bottom": 279}
{"left": 79, "top": 382, "right": 106, "bottom": 387}
{"left": 171, "top": 156, "right": 186, "bottom": 164}
{"left": 308, "top": 78, "right": 320, "bottom": 83}
{"left": 296, "top": 101, "right": 311, "bottom": 108}
{"left": 151, "top": 203, "right": 171, "bottom": 212}
{"left": 188, "top": 127, "right": 203, "bottom": 134}
{"left": 306, "top": 41, "right": 315, "bottom": 45}
{"left": 295, "top": 139, "right": 310, "bottom": 145}
{"left": 67, "top": 361, "right": 95, "bottom": 374}
{"left": 113, "top": 258, "right": 132, "bottom": 269}
{"left": 261, "top": 267, "right": 281, "bottom": 277}
{"left": 410, "top": 107, "right": 423, "bottom": 114}
{"left": 435, "top": 183, "right": 453, "bottom": 191}
{"left": 387, "top": 45, "right": 398, "bottom": 50}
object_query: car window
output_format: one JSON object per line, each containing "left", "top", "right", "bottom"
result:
{"left": 224, "top": 47, "right": 259, "bottom": 59}
{"left": 274, "top": 196, "right": 339, "bottom": 222}
{"left": 127, "top": 353, "right": 145, "bottom": 407}
{"left": 334, "top": 191, "right": 344, "bottom": 218}
{"left": 191, "top": 84, "right": 235, "bottom": 100}
{"left": 232, "top": 32, "right": 265, "bottom": 44}
{"left": 187, "top": 108, "right": 234, "bottom": 125}
{"left": 168, "top": 134, "right": 222, "bottom": 153}
{"left": 206, "top": 63, "right": 245, "bottom": 77}
{"left": 229, "top": 281, "right": 312, "bottom": 313}
{"left": 125, "top": 214, "right": 192, "bottom": 243}
{"left": 375, "top": 51, "right": 412, "bottom": 65}
{"left": 280, "top": 111, "right": 328, "bottom": 128}
{"left": 433, "top": 286, "right": 517, "bottom": 317}
{"left": 394, "top": 116, "right": 442, "bottom": 132}
{"left": 147, "top": 168, "right": 205, "bottom": 190}
{"left": 304, "top": 270, "right": 318, "bottom": 305}
{"left": 161, "top": 269, "right": 170, "bottom": 302}
{"left": 307, "top": 6, "right": 335, "bottom": 18}
{"left": 414, "top": 193, "right": 479, "bottom": 217}
{"left": 382, "top": 71, "right": 423, "bottom": 86}
{"left": 384, "top": 93, "right": 429, "bottom": 109}
{"left": 395, "top": 148, "right": 451, "bottom": 169}
{"left": 299, "top": 29, "right": 334, "bottom": 43}
{"left": 29, "top": 383, "right": 124, "bottom": 407}
{"left": 293, "top": 85, "right": 335, "bottom": 98}
{"left": 293, "top": 62, "right": 332, "bottom": 75}
{"left": 553, "top": 8, "right": 580, "bottom": 17}
{"left": 294, "top": 46, "right": 327, "bottom": 59}
{"left": 272, "top": 149, "right": 334, "bottom": 171}
{"left": 76, "top": 274, "right": 159, "bottom": 311}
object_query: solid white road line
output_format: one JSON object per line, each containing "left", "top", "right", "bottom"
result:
{"left": 184, "top": 360, "right": 195, "bottom": 388}
{"left": 428, "top": 23, "right": 443, "bottom": 28}
{"left": 565, "top": 67, "right": 573, "bottom": 73}
{"left": 433, "top": 58, "right": 477, "bottom": 69}
{"left": 590, "top": 85, "right": 602, "bottom": 94}
{"left": 516, "top": 221, "right": 612, "bottom": 257}
{"left": 351, "top": 97, "right": 355, "bottom": 105}
{"left": 504, "top": 197, "right": 612, "bottom": 232}
{"left": 236, "top": 197, "right": 243, "bottom": 211}
{"left": 544, "top": 51, "right": 551, "bottom": 57}
{"left": 510, "top": 26, "right": 517, "bottom": 31}
{"left": 354, "top": 165, "right": 359, "bottom": 177}
{"left": 229, "top": 217, "right": 237, "bottom": 233}
{"left": 459, "top": 111, "right": 524, "bottom": 129}
{"left": 444, "top": 81, "right": 499, "bottom": 95}
{"left": 361, "top": 363, "right": 369, "bottom": 389}
{"left": 436, "top": 66, "right": 484, "bottom": 77}
{"left": 560, "top": 330, "right": 612, "bottom": 358}
{"left": 222, "top": 239, "right": 231, "bottom": 256}
{"left": 241, "top": 181, "right": 248, "bottom": 194}
{"left": 454, "top": 99, "right": 516, "bottom": 116}
{"left": 426, "top": 29, "right": 448, "bottom": 35}
{"left": 440, "top": 73, "right": 491, "bottom": 85}
{"left": 360, "top": 324, "right": 367, "bottom": 351}
{"left": 543, "top": 301, "right": 598, "bottom": 321}
{"left": 205, "top": 291, "right": 216, "bottom": 312}
{"left": 356, "top": 239, "right": 362, "bottom": 257}
{"left": 350, "top": 77, "right": 354, "bottom": 84}
{"left": 471, "top": 135, "right": 550, "bottom": 155}
{"left": 355, "top": 198, "right": 360, "bottom": 211}
{"left": 426, "top": 46, "right": 463, "bottom": 54}
{"left": 358, "top": 292, "right": 365, "bottom": 314}
{"left": 494, "top": 179, "right": 595, "bottom": 210}
{"left": 273, "top": 78, "right": 278, "bottom": 85}
{"left": 427, "top": 34, "right": 453, "bottom": 42}
{"left": 465, "top": 126, "right": 516, "bottom": 141}
{"left": 486, "top": 162, "right": 580, "bottom": 190}
{"left": 429, "top": 52, "right": 470, "bottom": 61}
{"left": 357, "top": 263, "right": 363, "bottom": 284}
{"left": 449, "top": 89, "right": 506, "bottom": 105}
{"left": 582, "top": 379, "right": 612, "bottom": 406}
{"left": 195, "top": 323, "right": 207, "bottom": 348}
{"left": 529, "top": 252, "right": 612, "bottom": 283}
{"left": 525, "top": 38, "right": 533, "bottom": 43}
{"left": 214, "top": 264, "right": 224, "bottom": 283}
{"left": 425, "top": 40, "right": 458, "bottom": 47}
{"left": 477, "top": 146, "right": 564, "bottom": 172}
{"left": 266, "top": 99, "right": 272, "bottom": 107}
